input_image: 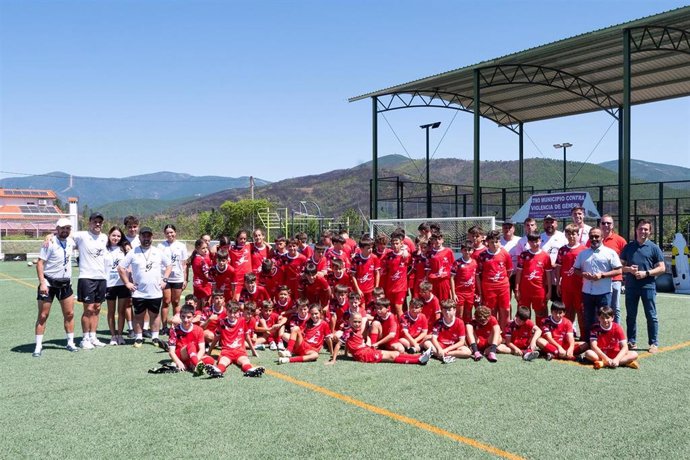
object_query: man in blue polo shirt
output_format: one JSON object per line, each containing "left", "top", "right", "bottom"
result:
{"left": 621, "top": 219, "right": 665, "bottom": 354}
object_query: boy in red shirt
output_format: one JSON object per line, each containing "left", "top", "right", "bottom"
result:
{"left": 515, "top": 232, "right": 553, "bottom": 325}
{"left": 368, "top": 299, "right": 404, "bottom": 353}
{"left": 167, "top": 305, "right": 215, "bottom": 375}
{"left": 229, "top": 230, "right": 252, "bottom": 301}
{"left": 584, "top": 306, "right": 639, "bottom": 369}
{"left": 427, "top": 232, "right": 454, "bottom": 302}
{"left": 429, "top": 300, "right": 471, "bottom": 363}
{"left": 555, "top": 224, "right": 586, "bottom": 337}
{"left": 325, "top": 235, "right": 351, "bottom": 270}
{"left": 326, "top": 259, "right": 351, "bottom": 297}
{"left": 280, "top": 238, "right": 307, "bottom": 302}
{"left": 309, "top": 244, "right": 330, "bottom": 276}
{"left": 409, "top": 236, "right": 429, "bottom": 299}
{"left": 466, "top": 306, "right": 502, "bottom": 362}
{"left": 468, "top": 225, "right": 487, "bottom": 262}
{"left": 374, "top": 233, "right": 390, "bottom": 260}
{"left": 254, "top": 300, "right": 281, "bottom": 351}
{"left": 476, "top": 230, "right": 513, "bottom": 331}
{"left": 278, "top": 305, "right": 331, "bottom": 364}
{"left": 536, "top": 301, "right": 588, "bottom": 361}
{"left": 300, "top": 263, "right": 331, "bottom": 309}
{"left": 238, "top": 273, "right": 271, "bottom": 306}
{"left": 199, "top": 290, "right": 226, "bottom": 345}
{"left": 273, "top": 285, "right": 293, "bottom": 316}
{"left": 207, "top": 250, "right": 235, "bottom": 303}
{"left": 328, "top": 285, "right": 350, "bottom": 332}
{"left": 280, "top": 299, "right": 310, "bottom": 345}
{"left": 503, "top": 306, "right": 541, "bottom": 361}
{"left": 419, "top": 281, "right": 441, "bottom": 327}
{"left": 451, "top": 241, "right": 478, "bottom": 323}
{"left": 258, "top": 258, "right": 282, "bottom": 300}
{"left": 399, "top": 298, "right": 429, "bottom": 353}
{"left": 380, "top": 233, "right": 410, "bottom": 317}
{"left": 350, "top": 235, "right": 380, "bottom": 305}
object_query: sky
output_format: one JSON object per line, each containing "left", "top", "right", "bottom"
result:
{"left": 1, "top": 0, "right": 689, "bottom": 185}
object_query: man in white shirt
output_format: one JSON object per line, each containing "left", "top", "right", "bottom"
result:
{"left": 500, "top": 220, "right": 521, "bottom": 298}
{"left": 540, "top": 215, "right": 568, "bottom": 301}
{"left": 570, "top": 206, "right": 592, "bottom": 246}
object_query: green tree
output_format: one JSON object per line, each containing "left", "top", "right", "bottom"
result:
{"left": 217, "top": 199, "right": 272, "bottom": 237}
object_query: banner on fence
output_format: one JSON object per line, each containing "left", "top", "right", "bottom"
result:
{"left": 510, "top": 191, "right": 600, "bottom": 222}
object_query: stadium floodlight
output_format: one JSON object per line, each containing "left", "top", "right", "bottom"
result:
{"left": 420, "top": 122, "right": 441, "bottom": 218}
{"left": 553, "top": 142, "right": 573, "bottom": 191}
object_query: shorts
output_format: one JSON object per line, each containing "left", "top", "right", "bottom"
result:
{"left": 380, "top": 340, "right": 402, "bottom": 351}
{"left": 132, "top": 297, "right": 162, "bottom": 315}
{"left": 386, "top": 290, "right": 407, "bottom": 307}
{"left": 77, "top": 279, "right": 107, "bottom": 304}
{"left": 520, "top": 295, "right": 548, "bottom": 317}
{"left": 561, "top": 287, "right": 583, "bottom": 313}
{"left": 511, "top": 338, "right": 529, "bottom": 350}
{"left": 105, "top": 284, "right": 132, "bottom": 301}
{"left": 294, "top": 342, "right": 318, "bottom": 356}
{"left": 481, "top": 286, "right": 510, "bottom": 311}
{"left": 37, "top": 284, "right": 73, "bottom": 302}
{"left": 220, "top": 348, "right": 247, "bottom": 363}
{"left": 509, "top": 273, "right": 516, "bottom": 292}
{"left": 476, "top": 337, "right": 489, "bottom": 351}
{"left": 165, "top": 282, "right": 184, "bottom": 290}
{"left": 352, "top": 347, "right": 383, "bottom": 363}
{"left": 431, "top": 279, "right": 451, "bottom": 302}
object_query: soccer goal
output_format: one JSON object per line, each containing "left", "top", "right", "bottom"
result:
{"left": 369, "top": 216, "right": 497, "bottom": 253}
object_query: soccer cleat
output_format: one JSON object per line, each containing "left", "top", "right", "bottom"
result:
{"left": 160, "top": 327, "right": 169, "bottom": 336}
{"left": 648, "top": 344, "right": 659, "bottom": 354}
{"left": 116, "top": 336, "right": 126, "bottom": 346}
{"left": 65, "top": 343, "right": 79, "bottom": 353}
{"left": 81, "top": 339, "right": 95, "bottom": 350}
{"left": 442, "top": 355, "right": 456, "bottom": 364}
{"left": 32, "top": 350, "right": 42, "bottom": 358}
{"left": 90, "top": 337, "right": 106, "bottom": 348}
{"left": 142, "top": 330, "right": 153, "bottom": 339}
{"left": 544, "top": 353, "right": 554, "bottom": 361}
{"left": 205, "top": 364, "right": 224, "bottom": 378}
{"left": 109, "top": 338, "right": 118, "bottom": 346}
{"left": 627, "top": 342, "right": 637, "bottom": 350}
{"left": 277, "top": 341, "right": 286, "bottom": 351}
{"left": 152, "top": 338, "right": 169, "bottom": 351}
{"left": 278, "top": 350, "right": 292, "bottom": 358}
{"left": 487, "top": 352, "right": 498, "bottom": 363}
{"left": 627, "top": 360, "right": 640, "bottom": 370}
{"left": 127, "top": 329, "right": 136, "bottom": 339}
{"left": 472, "top": 351, "right": 483, "bottom": 362}
{"left": 405, "top": 347, "right": 416, "bottom": 354}
{"left": 243, "top": 366, "right": 265, "bottom": 377}
{"left": 254, "top": 344, "right": 265, "bottom": 351}
{"left": 193, "top": 362, "right": 206, "bottom": 377}
{"left": 133, "top": 339, "right": 144, "bottom": 348}
{"left": 419, "top": 348, "right": 433, "bottom": 365}
{"left": 269, "top": 342, "right": 277, "bottom": 351}
{"left": 277, "top": 357, "right": 290, "bottom": 365}
{"left": 593, "top": 360, "right": 605, "bottom": 369}
{"left": 523, "top": 350, "right": 540, "bottom": 362}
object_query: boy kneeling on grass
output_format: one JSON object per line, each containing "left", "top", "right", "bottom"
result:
{"left": 426, "top": 300, "right": 472, "bottom": 364}
{"left": 277, "top": 305, "right": 331, "bottom": 364}
{"left": 583, "top": 306, "right": 639, "bottom": 370}
{"left": 465, "top": 306, "right": 504, "bottom": 362}
{"left": 536, "top": 301, "right": 588, "bottom": 361}
{"left": 503, "top": 306, "right": 542, "bottom": 361}
{"left": 167, "top": 305, "right": 215, "bottom": 375}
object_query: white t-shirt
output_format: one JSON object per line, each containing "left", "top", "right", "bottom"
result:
{"left": 39, "top": 236, "right": 75, "bottom": 282}
{"left": 105, "top": 246, "right": 127, "bottom": 288}
{"left": 501, "top": 235, "right": 521, "bottom": 266}
{"left": 540, "top": 230, "right": 568, "bottom": 266}
{"left": 575, "top": 224, "right": 592, "bottom": 245}
{"left": 120, "top": 245, "right": 171, "bottom": 299}
{"left": 157, "top": 240, "right": 188, "bottom": 283}
{"left": 125, "top": 234, "right": 140, "bottom": 249}
{"left": 72, "top": 231, "right": 108, "bottom": 280}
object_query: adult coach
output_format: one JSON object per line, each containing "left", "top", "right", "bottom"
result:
{"left": 540, "top": 215, "right": 567, "bottom": 301}
{"left": 599, "top": 214, "right": 627, "bottom": 323}
{"left": 118, "top": 226, "right": 172, "bottom": 348}
{"left": 621, "top": 219, "right": 665, "bottom": 354}
{"left": 33, "top": 218, "right": 79, "bottom": 357}
{"left": 73, "top": 212, "right": 109, "bottom": 350}
{"left": 573, "top": 227, "right": 622, "bottom": 340}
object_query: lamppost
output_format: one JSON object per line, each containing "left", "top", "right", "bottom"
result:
{"left": 553, "top": 142, "right": 572, "bottom": 191}
{"left": 420, "top": 122, "right": 441, "bottom": 218}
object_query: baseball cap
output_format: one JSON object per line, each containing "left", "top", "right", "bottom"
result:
{"left": 89, "top": 212, "right": 104, "bottom": 221}
{"left": 139, "top": 226, "right": 154, "bottom": 235}
{"left": 543, "top": 214, "right": 556, "bottom": 221}
{"left": 501, "top": 220, "right": 514, "bottom": 226}
{"left": 56, "top": 218, "right": 72, "bottom": 228}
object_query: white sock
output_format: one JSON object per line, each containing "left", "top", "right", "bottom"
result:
{"left": 136, "top": 333, "right": 143, "bottom": 340}
{"left": 128, "top": 321, "right": 133, "bottom": 330}
{"left": 151, "top": 331, "right": 159, "bottom": 340}
{"left": 35, "top": 334, "right": 44, "bottom": 351}
{"left": 66, "top": 332, "right": 74, "bottom": 344}
{"left": 144, "top": 321, "right": 150, "bottom": 330}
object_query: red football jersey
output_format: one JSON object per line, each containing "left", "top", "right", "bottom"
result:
{"left": 301, "top": 275, "right": 331, "bottom": 307}
{"left": 432, "top": 317, "right": 466, "bottom": 348}
{"left": 325, "top": 248, "right": 351, "bottom": 270}
{"left": 469, "top": 315, "right": 499, "bottom": 342}
{"left": 428, "top": 247, "right": 454, "bottom": 281}
{"left": 288, "top": 312, "right": 310, "bottom": 331}
{"left": 381, "top": 250, "right": 410, "bottom": 293}
{"left": 374, "top": 246, "right": 390, "bottom": 260}
{"left": 302, "top": 319, "right": 331, "bottom": 350}
{"left": 326, "top": 271, "right": 352, "bottom": 292}
{"left": 344, "top": 328, "right": 367, "bottom": 351}
{"left": 336, "top": 306, "right": 367, "bottom": 332}
{"left": 350, "top": 253, "right": 380, "bottom": 294}
{"left": 376, "top": 312, "right": 400, "bottom": 341}
{"left": 274, "top": 298, "right": 293, "bottom": 315}
{"left": 208, "top": 264, "right": 235, "bottom": 299}
{"left": 556, "top": 244, "right": 585, "bottom": 291}
{"left": 215, "top": 315, "right": 247, "bottom": 351}
{"left": 409, "top": 252, "right": 429, "bottom": 294}
{"left": 400, "top": 311, "right": 429, "bottom": 338}
{"left": 238, "top": 285, "right": 271, "bottom": 305}
{"left": 191, "top": 254, "right": 213, "bottom": 297}
{"left": 200, "top": 305, "right": 225, "bottom": 333}
{"left": 280, "top": 253, "right": 307, "bottom": 286}
{"left": 590, "top": 322, "right": 626, "bottom": 357}
{"left": 249, "top": 243, "right": 270, "bottom": 274}
{"left": 258, "top": 267, "right": 282, "bottom": 299}
{"left": 168, "top": 324, "right": 204, "bottom": 349}
{"left": 299, "top": 244, "right": 314, "bottom": 260}
{"left": 470, "top": 246, "right": 488, "bottom": 262}
{"left": 517, "top": 250, "right": 553, "bottom": 295}
{"left": 477, "top": 249, "right": 513, "bottom": 289}
{"left": 229, "top": 244, "right": 252, "bottom": 284}
{"left": 307, "top": 255, "right": 330, "bottom": 274}
{"left": 421, "top": 294, "right": 441, "bottom": 325}
{"left": 540, "top": 316, "right": 574, "bottom": 346}
{"left": 451, "top": 257, "right": 478, "bottom": 294}
{"left": 505, "top": 319, "right": 536, "bottom": 343}
{"left": 259, "top": 311, "right": 280, "bottom": 329}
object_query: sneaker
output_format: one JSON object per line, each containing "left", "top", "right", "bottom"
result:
{"left": 116, "top": 336, "right": 126, "bottom": 346}
{"left": 575, "top": 353, "right": 587, "bottom": 363}
{"left": 152, "top": 338, "right": 168, "bottom": 351}
{"left": 193, "top": 362, "right": 206, "bottom": 377}
{"left": 269, "top": 342, "right": 277, "bottom": 351}
{"left": 160, "top": 327, "right": 169, "bottom": 336}
{"left": 143, "top": 329, "right": 153, "bottom": 339}
{"left": 628, "top": 342, "right": 637, "bottom": 350}
{"left": 544, "top": 353, "right": 554, "bottom": 361}
{"left": 472, "top": 351, "right": 483, "bottom": 362}
{"left": 81, "top": 339, "right": 95, "bottom": 350}
{"left": 405, "top": 347, "right": 416, "bottom": 354}
{"left": 65, "top": 343, "right": 79, "bottom": 353}
{"left": 277, "top": 357, "right": 290, "bottom": 365}
{"left": 278, "top": 350, "right": 292, "bottom": 358}
{"left": 593, "top": 360, "right": 605, "bottom": 369}
{"left": 255, "top": 344, "right": 265, "bottom": 351}
{"left": 127, "top": 329, "right": 136, "bottom": 339}
{"left": 419, "top": 347, "right": 433, "bottom": 365}
{"left": 277, "top": 341, "right": 285, "bottom": 351}
{"left": 32, "top": 350, "right": 42, "bottom": 358}
{"left": 133, "top": 339, "right": 143, "bottom": 348}
{"left": 627, "top": 360, "right": 640, "bottom": 370}
{"left": 487, "top": 352, "right": 498, "bottom": 363}
{"left": 90, "top": 337, "right": 106, "bottom": 348}
{"left": 648, "top": 344, "right": 659, "bottom": 354}
{"left": 243, "top": 366, "right": 265, "bottom": 377}
{"left": 442, "top": 355, "right": 456, "bottom": 364}
{"left": 523, "top": 350, "right": 540, "bottom": 362}
{"left": 109, "top": 338, "right": 118, "bottom": 346}
{"left": 205, "top": 364, "right": 224, "bottom": 378}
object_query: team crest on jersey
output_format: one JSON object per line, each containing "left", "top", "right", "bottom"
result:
{"left": 94, "top": 249, "right": 103, "bottom": 257}
{"left": 359, "top": 273, "right": 372, "bottom": 283}
{"left": 236, "top": 255, "right": 248, "bottom": 265}
{"left": 528, "top": 270, "right": 540, "bottom": 280}
{"left": 171, "top": 254, "right": 178, "bottom": 263}
{"left": 145, "top": 262, "right": 154, "bottom": 271}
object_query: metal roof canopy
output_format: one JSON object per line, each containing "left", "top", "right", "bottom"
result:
{"left": 350, "top": 6, "right": 690, "bottom": 239}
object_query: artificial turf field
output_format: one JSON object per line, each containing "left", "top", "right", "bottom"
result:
{"left": 1, "top": 261, "right": 689, "bottom": 459}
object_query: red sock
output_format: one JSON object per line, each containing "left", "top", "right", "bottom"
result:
{"left": 287, "top": 339, "right": 296, "bottom": 353}
{"left": 289, "top": 356, "right": 305, "bottom": 363}
{"left": 189, "top": 354, "right": 199, "bottom": 366}
{"left": 241, "top": 362, "right": 252, "bottom": 372}
{"left": 217, "top": 363, "right": 228, "bottom": 373}
{"left": 394, "top": 354, "right": 420, "bottom": 364}
{"left": 544, "top": 343, "right": 558, "bottom": 355}
{"left": 369, "top": 333, "right": 379, "bottom": 345}
{"left": 202, "top": 356, "right": 215, "bottom": 365}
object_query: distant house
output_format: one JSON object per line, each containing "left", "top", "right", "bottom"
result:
{"left": 0, "top": 188, "right": 69, "bottom": 237}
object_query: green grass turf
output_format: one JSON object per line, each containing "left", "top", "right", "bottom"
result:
{"left": 2, "top": 261, "right": 689, "bottom": 459}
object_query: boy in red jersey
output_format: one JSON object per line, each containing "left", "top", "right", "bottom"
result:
{"left": 328, "top": 285, "right": 350, "bottom": 332}
{"left": 167, "top": 305, "right": 215, "bottom": 374}
{"left": 280, "top": 238, "right": 307, "bottom": 302}
{"left": 350, "top": 235, "right": 380, "bottom": 305}
{"left": 296, "top": 232, "right": 314, "bottom": 260}
{"left": 515, "top": 232, "right": 553, "bottom": 325}
{"left": 325, "top": 235, "right": 351, "bottom": 270}
{"left": 271, "top": 236, "right": 288, "bottom": 261}
{"left": 467, "top": 226, "right": 487, "bottom": 262}
{"left": 451, "top": 241, "right": 478, "bottom": 323}
{"left": 399, "top": 298, "right": 429, "bottom": 353}
{"left": 309, "top": 244, "right": 330, "bottom": 276}
{"left": 326, "top": 313, "right": 431, "bottom": 365}
{"left": 503, "top": 306, "right": 541, "bottom": 361}
{"left": 427, "top": 232, "right": 454, "bottom": 302}
{"left": 555, "top": 224, "right": 586, "bottom": 336}
{"left": 300, "top": 263, "right": 331, "bottom": 309}
{"left": 419, "top": 281, "right": 441, "bottom": 327}
{"left": 249, "top": 229, "right": 270, "bottom": 274}
{"left": 254, "top": 300, "right": 281, "bottom": 351}
{"left": 428, "top": 300, "right": 471, "bottom": 363}
{"left": 380, "top": 233, "right": 410, "bottom": 317}
{"left": 200, "top": 290, "right": 226, "bottom": 345}
{"left": 204, "top": 302, "right": 265, "bottom": 378}
{"left": 466, "top": 306, "right": 502, "bottom": 362}
{"left": 238, "top": 273, "right": 271, "bottom": 306}
{"left": 258, "top": 258, "right": 281, "bottom": 300}
{"left": 326, "top": 258, "right": 351, "bottom": 297}
{"left": 374, "top": 233, "right": 390, "bottom": 260}
{"left": 475, "top": 230, "right": 513, "bottom": 331}
{"left": 368, "top": 299, "right": 404, "bottom": 352}
{"left": 325, "top": 290, "right": 367, "bottom": 355}
{"left": 280, "top": 299, "right": 310, "bottom": 344}
{"left": 273, "top": 285, "right": 293, "bottom": 316}
{"left": 278, "top": 305, "right": 331, "bottom": 364}
{"left": 584, "top": 306, "right": 639, "bottom": 369}
{"left": 207, "top": 250, "right": 235, "bottom": 302}
{"left": 409, "top": 236, "right": 429, "bottom": 299}
{"left": 229, "top": 230, "right": 252, "bottom": 301}
{"left": 536, "top": 301, "right": 588, "bottom": 361}
{"left": 190, "top": 238, "right": 212, "bottom": 308}
{"left": 241, "top": 302, "right": 259, "bottom": 357}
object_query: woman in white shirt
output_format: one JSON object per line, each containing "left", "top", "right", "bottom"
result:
{"left": 158, "top": 224, "right": 188, "bottom": 335}
{"left": 104, "top": 226, "right": 131, "bottom": 345}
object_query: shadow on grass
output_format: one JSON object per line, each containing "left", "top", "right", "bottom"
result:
{"left": 11, "top": 340, "right": 68, "bottom": 354}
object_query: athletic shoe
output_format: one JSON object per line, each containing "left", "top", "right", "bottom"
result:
{"left": 627, "top": 360, "right": 640, "bottom": 370}
{"left": 277, "top": 357, "right": 290, "bottom": 365}
{"left": 65, "top": 343, "right": 79, "bottom": 353}
{"left": 405, "top": 347, "right": 416, "bottom": 354}
{"left": 649, "top": 344, "right": 659, "bottom": 354}
{"left": 193, "top": 362, "right": 206, "bottom": 377}
{"left": 127, "top": 329, "right": 136, "bottom": 339}
{"left": 205, "top": 364, "right": 224, "bottom": 378}
{"left": 255, "top": 344, "right": 265, "bottom": 351}
{"left": 277, "top": 341, "right": 285, "bottom": 351}
{"left": 472, "top": 351, "right": 483, "bottom": 362}
{"left": 419, "top": 348, "right": 433, "bottom": 365}
{"left": 133, "top": 339, "right": 143, "bottom": 348}
{"left": 523, "top": 350, "right": 540, "bottom": 362}
{"left": 269, "top": 342, "right": 277, "bottom": 351}
{"left": 160, "top": 327, "right": 169, "bottom": 336}
{"left": 442, "top": 355, "right": 456, "bottom": 364}
{"left": 116, "top": 336, "right": 126, "bottom": 346}
{"left": 81, "top": 339, "right": 95, "bottom": 350}
{"left": 544, "top": 353, "right": 554, "bottom": 361}
{"left": 278, "top": 350, "right": 292, "bottom": 358}
{"left": 109, "top": 338, "right": 118, "bottom": 346}
{"left": 487, "top": 352, "right": 498, "bottom": 363}
{"left": 628, "top": 342, "right": 637, "bottom": 350}
{"left": 243, "top": 366, "right": 265, "bottom": 377}
{"left": 593, "top": 360, "right": 605, "bottom": 369}
{"left": 143, "top": 329, "right": 153, "bottom": 339}
{"left": 90, "top": 337, "right": 106, "bottom": 348}
{"left": 32, "top": 350, "right": 42, "bottom": 358}
{"left": 152, "top": 338, "right": 168, "bottom": 351}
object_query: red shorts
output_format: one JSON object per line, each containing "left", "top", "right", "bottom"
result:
{"left": 561, "top": 287, "right": 583, "bottom": 313}
{"left": 520, "top": 295, "right": 548, "bottom": 317}
{"left": 380, "top": 340, "right": 402, "bottom": 351}
{"left": 511, "top": 338, "right": 529, "bottom": 350}
{"left": 294, "top": 342, "right": 318, "bottom": 356}
{"left": 482, "top": 286, "right": 510, "bottom": 310}
{"left": 220, "top": 348, "right": 247, "bottom": 363}
{"left": 431, "top": 278, "right": 451, "bottom": 302}
{"left": 361, "top": 291, "right": 375, "bottom": 306}
{"left": 353, "top": 347, "right": 383, "bottom": 363}
{"left": 476, "top": 337, "right": 489, "bottom": 351}
{"left": 386, "top": 290, "right": 407, "bottom": 307}
{"left": 603, "top": 347, "right": 621, "bottom": 359}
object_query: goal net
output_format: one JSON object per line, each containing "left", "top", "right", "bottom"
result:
{"left": 369, "top": 216, "right": 497, "bottom": 253}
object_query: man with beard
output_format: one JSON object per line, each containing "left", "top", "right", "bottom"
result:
{"left": 540, "top": 215, "right": 568, "bottom": 302}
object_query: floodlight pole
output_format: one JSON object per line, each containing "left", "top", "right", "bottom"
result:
{"left": 554, "top": 142, "right": 572, "bottom": 191}
{"left": 420, "top": 122, "right": 441, "bottom": 218}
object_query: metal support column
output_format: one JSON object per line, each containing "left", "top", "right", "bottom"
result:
{"left": 621, "top": 30, "right": 632, "bottom": 240}
{"left": 658, "top": 182, "right": 664, "bottom": 245}
{"left": 473, "top": 70, "right": 481, "bottom": 215}
{"left": 372, "top": 97, "right": 379, "bottom": 220}
{"left": 519, "top": 122, "right": 524, "bottom": 205}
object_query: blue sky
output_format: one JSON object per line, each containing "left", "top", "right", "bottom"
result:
{"left": 1, "top": 0, "right": 688, "bottom": 184}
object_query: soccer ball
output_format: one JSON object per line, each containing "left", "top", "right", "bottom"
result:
{"left": 27, "top": 261, "right": 33, "bottom": 267}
